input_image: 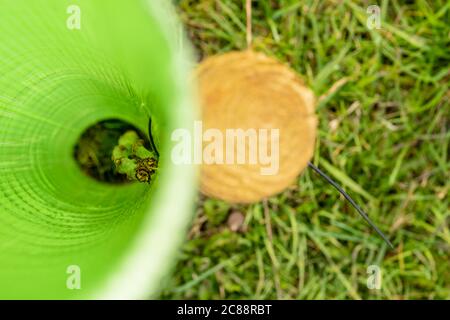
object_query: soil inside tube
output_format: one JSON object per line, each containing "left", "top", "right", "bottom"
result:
{"left": 74, "top": 119, "right": 151, "bottom": 184}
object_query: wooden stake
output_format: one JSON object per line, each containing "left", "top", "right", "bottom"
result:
{"left": 246, "top": 0, "right": 252, "bottom": 48}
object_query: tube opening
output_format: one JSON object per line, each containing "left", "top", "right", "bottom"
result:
{"left": 74, "top": 119, "right": 152, "bottom": 184}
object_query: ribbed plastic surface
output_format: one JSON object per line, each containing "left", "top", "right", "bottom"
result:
{"left": 0, "top": 0, "right": 196, "bottom": 299}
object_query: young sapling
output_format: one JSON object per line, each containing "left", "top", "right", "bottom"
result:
{"left": 112, "top": 130, "right": 159, "bottom": 183}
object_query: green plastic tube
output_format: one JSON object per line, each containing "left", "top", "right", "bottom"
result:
{"left": 0, "top": 0, "right": 196, "bottom": 299}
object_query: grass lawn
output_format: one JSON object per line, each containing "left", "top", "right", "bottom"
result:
{"left": 161, "top": 0, "right": 450, "bottom": 299}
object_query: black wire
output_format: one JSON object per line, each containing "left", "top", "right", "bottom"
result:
{"left": 148, "top": 117, "right": 159, "bottom": 158}
{"left": 308, "top": 162, "right": 394, "bottom": 249}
